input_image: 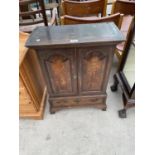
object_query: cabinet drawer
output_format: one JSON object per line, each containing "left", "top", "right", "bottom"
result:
{"left": 52, "top": 97, "right": 104, "bottom": 107}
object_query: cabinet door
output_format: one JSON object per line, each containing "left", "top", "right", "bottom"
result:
{"left": 78, "top": 46, "right": 113, "bottom": 95}
{"left": 39, "top": 49, "right": 77, "bottom": 97}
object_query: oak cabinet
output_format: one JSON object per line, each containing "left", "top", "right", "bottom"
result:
{"left": 26, "top": 23, "right": 124, "bottom": 113}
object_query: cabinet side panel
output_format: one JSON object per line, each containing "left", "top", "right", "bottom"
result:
{"left": 20, "top": 49, "right": 46, "bottom": 109}
{"left": 19, "top": 75, "right": 37, "bottom": 113}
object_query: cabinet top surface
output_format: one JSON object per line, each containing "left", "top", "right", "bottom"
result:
{"left": 26, "top": 22, "right": 124, "bottom": 48}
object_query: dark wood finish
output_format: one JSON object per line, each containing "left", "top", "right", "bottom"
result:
{"left": 19, "top": 0, "right": 32, "bottom": 20}
{"left": 26, "top": 23, "right": 124, "bottom": 113}
{"left": 111, "top": 21, "right": 135, "bottom": 118}
{"left": 62, "top": 0, "right": 107, "bottom": 17}
{"left": 19, "top": 0, "right": 38, "bottom": 5}
{"left": 20, "top": 9, "right": 42, "bottom": 17}
{"left": 38, "top": 49, "right": 77, "bottom": 97}
{"left": 50, "top": 95, "right": 107, "bottom": 113}
{"left": 26, "top": 23, "right": 124, "bottom": 47}
{"left": 19, "top": 0, "right": 49, "bottom": 33}
{"left": 78, "top": 46, "right": 113, "bottom": 95}
{"left": 61, "top": 13, "right": 123, "bottom": 29}
{"left": 111, "top": 0, "right": 135, "bottom": 16}
{"left": 19, "top": 0, "right": 48, "bottom": 25}
{"left": 115, "top": 16, "right": 134, "bottom": 62}
{"left": 111, "top": 0, "right": 135, "bottom": 63}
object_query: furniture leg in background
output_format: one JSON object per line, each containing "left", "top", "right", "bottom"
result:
{"left": 111, "top": 21, "right": 135, "bottom": 118}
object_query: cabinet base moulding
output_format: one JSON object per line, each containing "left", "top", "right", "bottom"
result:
{"left": 49, "top": 95, "right": 107, "bottom": 113}
{"left": 20, "top": 87, "right": 47, "bottom": 120}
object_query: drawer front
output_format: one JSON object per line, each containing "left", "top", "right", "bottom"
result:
{"left": 52, "top": 97, "right": 104, "bottom": 107}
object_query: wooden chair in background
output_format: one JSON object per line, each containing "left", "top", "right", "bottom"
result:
{"left": 111, "top": 0, "right": 135, "bottom": 63}
{"left": 61, "top": 13, "right": 123, "bottom": 28}
{"left": 61, "top": 0, "right": 108, "bottom": 18}
{"left": 111, "top": 0, "right": 135, "bottom": 15}
{"left": 19, "top": 0, "right": 56, "bottom": 33}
